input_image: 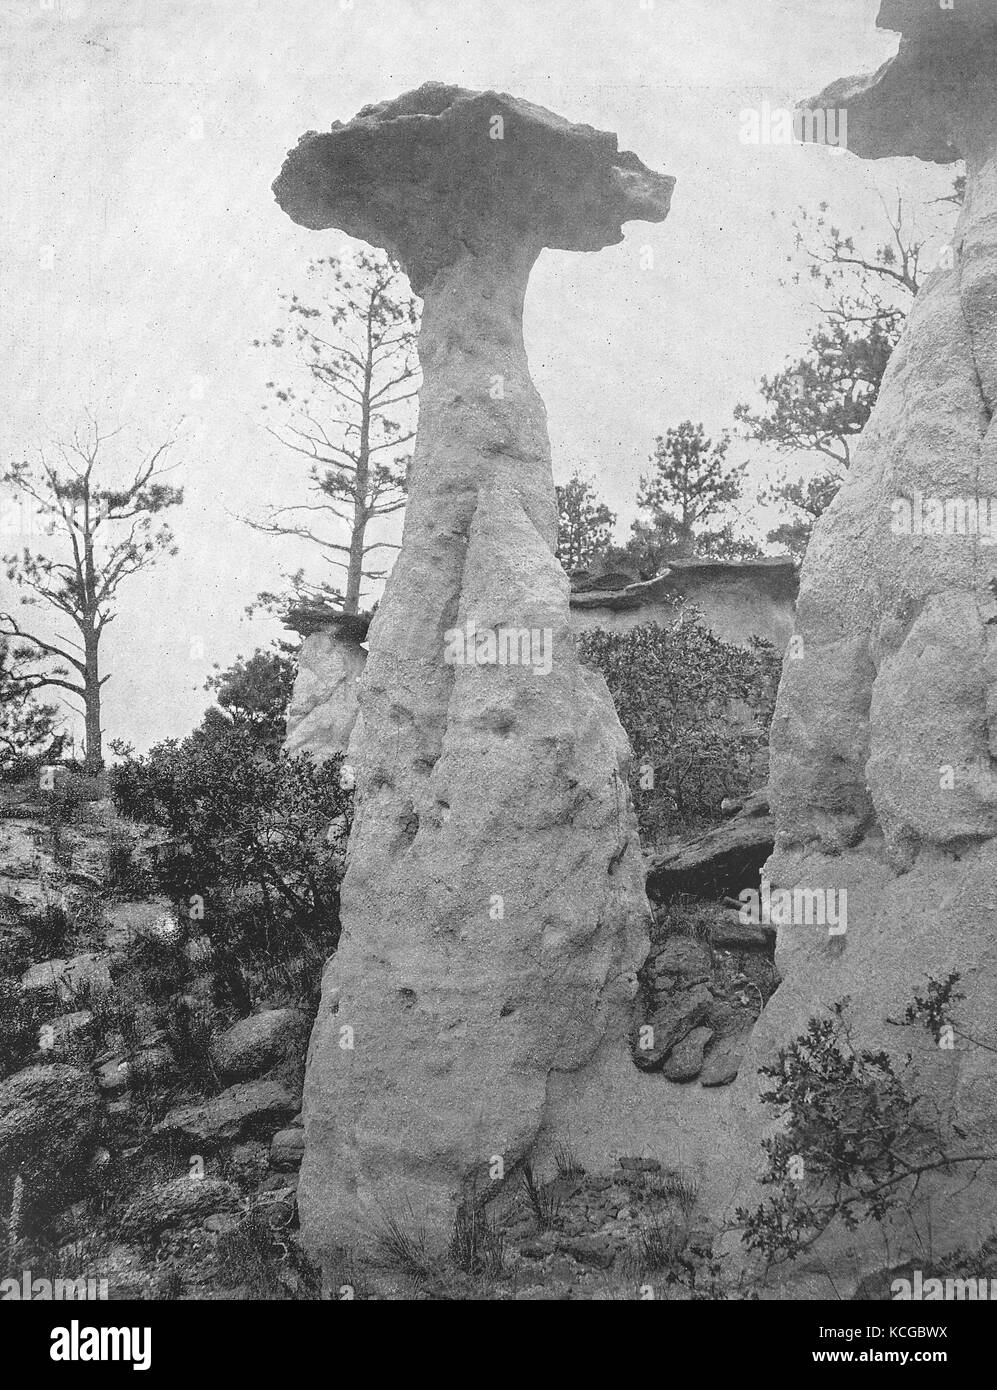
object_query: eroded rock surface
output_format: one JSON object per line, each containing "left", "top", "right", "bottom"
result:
{"left": 752, "top": 0, "right": 997, "bottom": 1272}
{"left": 0, "top": 1063, "right": 100, "bottom": 1211}
{"left": 646, "top": 789, "right": 774, "bottom": 900}
{"left": 631, "top": 902, "right": 776, "bottom": 1084}
{"left": 273, "top": 83, "right": 672, "bottom": 1259}
{"left": 284, "top": 627, "right": 366, "bottom": 760}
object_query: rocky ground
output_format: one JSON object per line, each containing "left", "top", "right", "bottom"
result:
{"left": 634, "top": 791, "right": 778, "bottom": 1086}
{"left": 0, "top": 779, "right": 316, "bottom": 1299}
{"left": 0, "top": 777, "right": 778, "bottom": 1300}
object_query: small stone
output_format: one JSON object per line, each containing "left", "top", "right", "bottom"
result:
{"left": 203, "top": 1213, "right": 240, "bottom": 1235}
{"left": 270, "top": 1127, "right": 305, "bottom": 1170}
{"left": 632, "top": 984, "right": 712, "bottom": 1071}
{"left": 519, "top": 1229, "right": 558, "bottom": 1260}
{"left": 185, "top": 936, "right": 214, "bottom": 966}
{"left": 662, "top": 1025, "right": 713, "bottom": 1082}
{"left": 96, "top": 1057, "right": 132, "bottom": 1095}
{"left": 700, "top": 1027, "right": 754, "bottom": 1088}
{"left": 648, "top": 935, "right": 712, "bottom": 984}
{"left": 261, "top": 1172, "right": 299, "bottom": 1194}
{"left": 557, "top": 1233, "right": 616, "bottom": 1269}
{"left": 95, "top": 1044, "right": 175, "bottom": 1095}
{"left": 707, "top": 917, "right": 776, "bottom": 951}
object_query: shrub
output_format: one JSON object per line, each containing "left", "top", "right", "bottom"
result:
{"left": 110, "top": 718, "right": 353, "bottom": 1014}
{"left": 117, "top": 933, "right": 193, "bottom": 1008}
{"left": 0, "top": 980, "right": 47, "bottom": 1079}
{"left": 520, "top": 1160, "right": 561, "bottom": 1231}
{"left": 449, "top": 1199, "right": 505, "bottom": 1278}
{"left": 161, "top": 996, "right": 216, "bottom": 1090}
{"left": 578, "top": 610, "right": 780, "bottom": 841}
{"left": 737, "top": 981, "right": 997, "bottom": 1267}
{"left": 21, "top": 902, "right": 71, "bottom": 958}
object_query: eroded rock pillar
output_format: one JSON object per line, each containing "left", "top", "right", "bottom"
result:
{"left": 746, "top": 2, "right": 997, "bottom": 1280}
{"left": 272, "top": 84, "right": 673, "bottom": 1259}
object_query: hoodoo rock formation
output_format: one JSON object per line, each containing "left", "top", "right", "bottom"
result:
{"left": 283, "top": 610, "right": 369, "bottom": 761}
{"left": 272, "top": 85, "right": 673, "bottom": 1260}
{"left": 755, "top": 0, "right": 997, "bottom": 1271}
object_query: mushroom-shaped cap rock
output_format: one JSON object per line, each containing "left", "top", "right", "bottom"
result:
{"left": 273, "top": 82, "right": 674, "bottom": 293}
{"left": 804, "top": 0, "right": 997, "bottom": 164}
{"left": 877, "top": 0, "right": 997, "bottom": 37}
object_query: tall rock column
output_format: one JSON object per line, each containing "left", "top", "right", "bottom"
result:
{"left": 272, "top": 84, "right": 673, "bottom": 1258}
{"left": 757, "top": 1, "right": 997, "bottom": 1271}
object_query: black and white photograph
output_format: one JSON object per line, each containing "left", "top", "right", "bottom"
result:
{"left": 1, "top": 0, "right": 995, "bottom": 1350}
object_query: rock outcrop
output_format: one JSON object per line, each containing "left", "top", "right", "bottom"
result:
{"left": 646, "top": 788, "right": 774, "bottom": 900}
{"left": 153, "top": 1079, "right": 301, "bottom": 1148}
{"left": 273, "top": 83, "right": 672, "bottom": 1261}
{"left": 569, "top": 556, "right": 798, "bottom": 652}
{"left": 284, "top": 614, "right": 368, "bottom": 760}
{"left": 754, "top": 0, "right": 997, "bottom": 1273}
{"left": 0, "top": 1064, "right": 101, "bottom": 1214}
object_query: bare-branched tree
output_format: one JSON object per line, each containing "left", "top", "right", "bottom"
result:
{"left": 736, "top": 189, "right": 961, "bottom": 559}
{"left": 1, "top": 416, "right": 184, "bottom": 771}
{"left": 250, "top": 250, "right": 420, "bottom": 616}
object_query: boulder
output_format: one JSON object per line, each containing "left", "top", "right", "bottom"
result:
{"left": 20, "top": 953, "right": 113, "bottom": 1007}
{"left": 0, "top": 1064, "right": 100, "bottom": 1206}
{"left": 102, "top": 898, "right": 178, "bottom": 951}
{"left": 646, "top": 791, "right": 774, "bottom": 901}
{"left": 273, "top": 82, "right": 672, "bottom": 1258}
{"left": 631, "top": 984, "right": 712, "bottom": 1072}
{"left": 0, "top": 820, "right": 51, "bottom": 914}
{"left": 40, "top": 1010, "right": 95, "bottom": 1053}
{"left": 117, "top": 1176, "right": 241, "bottom": 1240}
{"left": 697, "top": 1002, "right": 756, "bottom": 1089}
{"left": 153, "top": 1079, "right": 300, "bottom": 1147}
{"left": 210, "top": 1008, "right": 307, "bottom": 1082}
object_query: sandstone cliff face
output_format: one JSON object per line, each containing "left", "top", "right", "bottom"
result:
{"left": 273, "top": 85, "right": 672, "bottom": 1258}
{"left": 756, "top": 1, "right": 997, "bottom": 1272}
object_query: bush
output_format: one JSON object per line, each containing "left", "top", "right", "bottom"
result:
{"left": 21, "top": 902, "right": 71, "bottom": 958}
{"left": 578, "top": 611, "right": 780, "bottom": 842}
{"left": 0, "top": 980, "right": 47, "bottom": 1079}
{"left": 110, "top": 718, "right": 353, "bottom": 1013}
{"left": 737, "top": 979, "right": 996, "bottom": 1268}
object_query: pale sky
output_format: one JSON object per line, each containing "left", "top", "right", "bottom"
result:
{"left": 0, "top": 0, "right": 957, "bottom": 751}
